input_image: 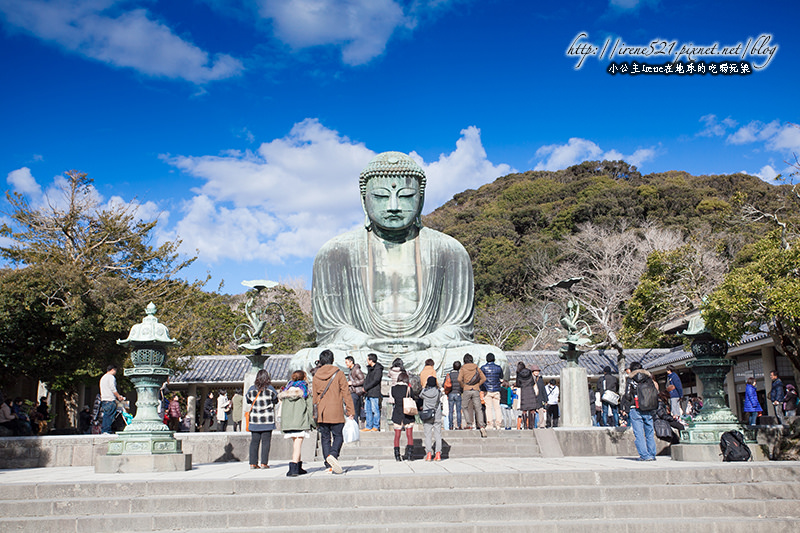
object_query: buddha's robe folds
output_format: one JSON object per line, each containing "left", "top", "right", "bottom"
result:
{"left": 293, "top": 227, "right": 505, "bottom": 377}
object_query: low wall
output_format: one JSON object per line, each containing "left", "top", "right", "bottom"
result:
{"left": 0, "top": 432, "right": 315, "bottom": 470}
{"left": 554, "top": 427, "right": 671, "bottom": 457}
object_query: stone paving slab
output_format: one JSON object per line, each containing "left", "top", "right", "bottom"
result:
{"left": 2, "top": 455, "right": 798, "bottom": 486}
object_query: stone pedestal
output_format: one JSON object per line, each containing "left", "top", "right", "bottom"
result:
{"left": 560, "top": 366, "right": 592, "bottom": 427}
{"left": 96, "top": 303, "right": 191, "bottom": 473}
{"left": 673, "top": 328, "right": 756, "bottom": 461}
{"left": 671, "top": 443, "right": 767, "bottom": 462}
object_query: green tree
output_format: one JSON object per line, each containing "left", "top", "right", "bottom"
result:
{"left": 704, "top": 158, "right": 800, "bottom": 374}
{"left": 0, "top": 171, "right": 197, "bottom": 391}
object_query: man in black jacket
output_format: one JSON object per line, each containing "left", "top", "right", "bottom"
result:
{"left": 362, "top": 353, "right": 384, "bottom": 431}
{"left": 599, "top": 366, "right": 619, "bottom": 427}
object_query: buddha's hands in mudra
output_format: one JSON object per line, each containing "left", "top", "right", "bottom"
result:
{"left": 366, "top": 337, "right": 432, "bottom": 353}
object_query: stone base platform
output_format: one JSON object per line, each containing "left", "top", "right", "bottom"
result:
{"left": 671, "top": 443, "right": 767, "bottom": 462}
{"left": 95, "top": 453, "right": 192, "bottom": 473}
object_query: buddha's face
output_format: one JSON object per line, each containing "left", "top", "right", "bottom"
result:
{"left": 364, "top": 175, "right": 422, "bottom": 232}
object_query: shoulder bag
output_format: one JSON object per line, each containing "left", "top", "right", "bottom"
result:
{"left": 313, "top": 369, "right": 339, "bottom": 423}
{"left": 402, "top": 386, "right": 418, "bottom": 416}
{"left": 244, "top": 390, "right": 260, "bottom": 431}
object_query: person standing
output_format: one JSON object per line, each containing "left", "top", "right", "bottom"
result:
{"left": 480, "top": 353, "right": 503, "bottom": 430}
{"left": 99, "top": 365, "right": 125, "bottom": 434}
{"left": 516, "top": 362, "right": 536, "bottom": 430}
{"left": 391, "top": 371, "right": 417, "bottom": 461}
{"left": 545, "top": 379, "right": 560, "bottom": 428}
{"left": 167, "top": 394, "right": 182, "bottom": 432}
{"left": 499, "top": 380, "right": 516, "bottom": 430}
{"left": 202, "top": 391, "right": 215, "bottom": 431}
{"left": 420, "top": 376, "right": 443, "bottom": 461}
{"left": 783, "top": 384, "right": 798, "bottom": 417}
{"left": 231, "top": 390, "right": 244, "bottom": 431}
{"left": 530, "top": 365, "right": 548, "bottom": 429}
{"left": 280, "top": 370, "right": 315, "bottom": 477}
{"left": 459, "top": 354, "right": 487, "bottom": 437}
{"left": 313, "top": 350, "right": 355, "bottom": 474}
{"left": 217, "top": 390, "right": 231, "bottom": 432}
{"left": 246, "top": 370, "right": 278, "bottom": 469}
{"left": 362, "top": 353, "right": 383, "bottom": 432}
{"left": 598, "top": 366, "right": 620, "bottom": 427}
{"left": 743, "top": 377, "right": 762, "bottom": 426}
{"left": 446, "top": 361, "right": 463, "bottom": 430}
{"left": 345, "top": 356, "right": 365, "bottom": 426}
{"left": 769, "top": 371, "right": 785, "bottom": 424}
{"left": 665, "top": 366, "right": 683, "bottom": 421}
{"left": 622, "top": 361, "right": 658, "bottom": 461}
{"left": 420, "top": 359, "right": 437, "bottom": 387}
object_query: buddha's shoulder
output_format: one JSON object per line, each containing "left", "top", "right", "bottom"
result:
{"left": 317, "top": 228, "right": 365, "bottom": 254}
{"left": 420, "top": 227, "right": 467, "bottom": 252}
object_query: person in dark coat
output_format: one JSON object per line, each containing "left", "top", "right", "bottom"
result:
{"left": 743, "top": 377, "right": 763, "bottom": 426}
{"left": 598, "top": 366, "right": 620, "bottom": 427}
{"left": 391, "top": 371, "right": 417, "bottom": 461}
{"left": 362, "top": 353, "right": 384, "bottom": 431}
{"left": 516, "top": 362, "right": 536, "bottom": 429}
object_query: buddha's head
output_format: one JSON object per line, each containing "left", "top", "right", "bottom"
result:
{"left": 360, "top": 152, "right": 426, "bottom": 235}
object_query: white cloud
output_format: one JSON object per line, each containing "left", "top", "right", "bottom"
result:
{"left": 255, "top": 0, "right": 412, "bottom": 65}
{"left": 726, "top": 120, "right": 781, "bottom": 145}
{"left": 608, "top": 0, "right": 659, "bottom": 11}
{"left": 6, "top": 167, "right": 41, "bottom": 196}
{"left": 0, "top": 0, "right": 243, "bottom": 83}
{"left": 768, "top": 123, "right": 800, "bottom": 153}
{"left": 412, "top": 126, "right": 514, "bottom": 211}
{"left": 164, "top": 119, "right": 510, "bottom": 264}
{"left": 753, "top": 165, "right": 779, "bottom": 181}
{"left": 697, "top": 114, "right": 738, "bottom": 137}
{"left": 533, "top": 138, "right": 657, "bottom": 171}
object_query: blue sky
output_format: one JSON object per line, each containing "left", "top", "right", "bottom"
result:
{"left": 1, "top": 0, "right": 797, "bottom": 294}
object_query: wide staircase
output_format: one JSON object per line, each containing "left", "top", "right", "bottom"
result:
{"left": 2, "top": 461, "right": 800, "bottom": 532}
{"left": 331, "top": 427, "right": 542, "bottom": 460}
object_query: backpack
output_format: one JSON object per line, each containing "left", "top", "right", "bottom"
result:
{"left": 720, "top": 430, "right": 751, "bottom": 462}
{"left": 633, "top": 375, "right": 658, "bottom": 411}
{"left": 443, "top": 373, "right": 452, "bottom": 394}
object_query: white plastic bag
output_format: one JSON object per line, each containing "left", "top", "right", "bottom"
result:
{"left": 342, "top": 418, "right": 360, "bottom": 443}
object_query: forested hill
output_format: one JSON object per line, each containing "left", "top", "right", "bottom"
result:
{"left": 423, "top": 160, "right": 790, "bottom": 304}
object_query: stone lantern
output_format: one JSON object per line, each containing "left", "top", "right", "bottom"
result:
{"left": 671, "top": 313, "right": 764, "bottom": 461}
{"left": 95, "top": 302, "right": 192, "bottom": 472}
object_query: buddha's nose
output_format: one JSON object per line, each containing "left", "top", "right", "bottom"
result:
{"left": 388, "top": 194, "right": 399, "bottom": 211}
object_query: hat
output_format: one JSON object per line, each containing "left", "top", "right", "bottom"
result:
{"left": 531, "top": 365, "right": 541, "bottom": 371}
{"left": 426, "top": 376, "right": 437, "bottom": 388}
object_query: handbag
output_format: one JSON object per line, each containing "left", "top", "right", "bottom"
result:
{"left": 313, "top": 369, "right": 339, "bottom": 423}
{"left": 244, "top": 390, "right": 261, "bottom": 431}
{"left": 602, "top": 390, "right": 620, "bottom": 406}
{"left": 654, "top": 418, "right": 674, "bottom": 441}
{"left": 419, "top": 409, "right": 435, "bottom": 421}
{"left": 402, "top": 387, "right": 418, "bottom": 416}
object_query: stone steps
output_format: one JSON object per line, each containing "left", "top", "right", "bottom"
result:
{"left": 2, "top": 464, "right": 799, "bottom": 531}
{"left": 325, "top": 428, "right": 542, "bottom": 460}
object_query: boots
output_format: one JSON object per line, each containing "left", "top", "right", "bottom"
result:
{"left": 425, "top": 452, "right": 432, "bottom": 461}
{"left": 394, "top": 447, "right": 402, "bottom": 462}
{"left": 297, "top": 461, "right": 307, "bottom": 475}
{"left": 434, "top": 452, "right": 442, "bottom": 461}
{"left": 404, "top": 446, "right": 414, "bottom": 461}
{"left": 286, "top": 462, "right": 299, "bottom": 477}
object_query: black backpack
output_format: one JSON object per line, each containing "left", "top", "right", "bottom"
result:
{"left": 720, "top": 430, "right": 751, "bottom": 462}
{"left": 633, "top": 375, "right": 658, "bottom": 411}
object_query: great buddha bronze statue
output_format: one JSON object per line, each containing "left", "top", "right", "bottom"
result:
{"left": 293, "top": 151, "right": 505, "bottom": 377}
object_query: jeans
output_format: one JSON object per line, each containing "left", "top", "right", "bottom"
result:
{"left": 101, "top": 401, "right": 117, "bottom": 434}
{"left": 364, "top": 397, "right": 380, "bottom": 430}
{"left": 629, "top": 408, "right": 657, "bottom": 460}
{"left": 448, "top": 393, "right": 462, "bottom": 429}
{"left": 501, "top": 404, "right": 515, "bottom": 429}
{"left": 602, "top": 403, "right": 620, "bottom": 426}
{"left": 350, "top": 393, "right": 363, "bottom": 422}
{"left": 462, "top": 390, "right": 484, "bottom": 428}
{"left": 748, "top": 411, "right": 758, "bottom": 426}
{"left": 319, "top": 422, "right": 344, "bottom": 463}
{"left": 423, "top": 419, "right": 442, "bottom": 454}
{"left": 249, "top": 430, "right": 272, "bottom": 465}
